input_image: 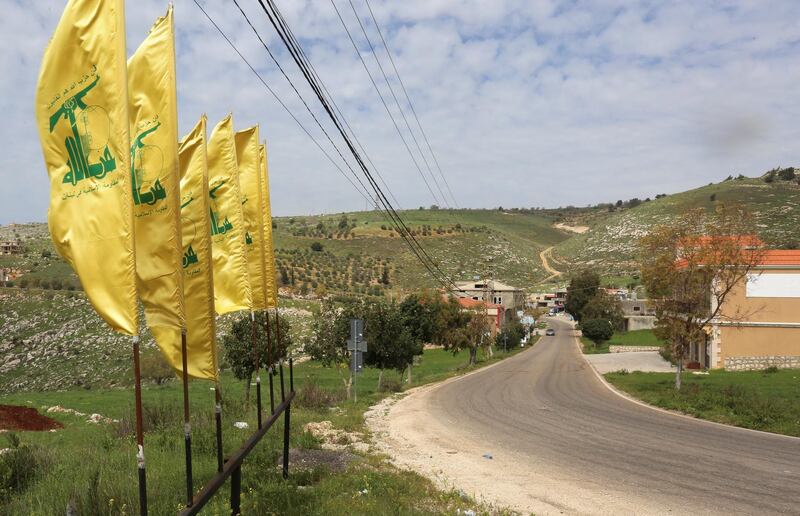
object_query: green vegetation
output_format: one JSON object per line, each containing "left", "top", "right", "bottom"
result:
{"left": 0, "top": 343, "right": 532, "bottom": 514}
{"left": 581, "top": 329, "right": 663, "bottom": 354}
{"left": 554, "top": 177, "right": 800, "bottom": 275}
{"left": 605, "top": 369, "right": 800, "bottom": 437}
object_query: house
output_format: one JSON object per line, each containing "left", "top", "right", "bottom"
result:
{"left": 0, "top": 241, "right": 23, "bottom": 255}
{"left": 529, "top": 288, "right": 567, "bottom": 312}
{"left": 621, "top": 299, "right": 656, "bottom": 331}
{"left": 700, "top": 250, "right": 800, "bottom": 370}
{"left": 454, "top": 296, "right": 502, "bottom": 337}
{"left": 453, "top": 279, "right": 526, "bottom": 325}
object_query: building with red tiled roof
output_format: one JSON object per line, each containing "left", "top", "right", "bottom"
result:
{"left": 699, "top": 249, "right": 800, "bottom": 370}
{"left": 452, "top": 296, "right": 503, "bottom": 336}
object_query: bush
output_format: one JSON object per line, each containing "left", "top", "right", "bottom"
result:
{"left": 378, "top": 378, "right": 403, "bottom": 393}
{"left": 778, "top": 167, "right": 796, "bottom": 181}
{"left": 0, "top": 434, "right": 50, "bottom": 503}
{"left": 310, "top": 242, "right": 324, "bottom": 252}
{"left": 581, "top": 318, "right": 614, "bottom": 346}
{"left": 139, "top": 347, "right": 175, "bottom": 385}
{"left": 294, "top": 379, "right": 345, "bottom": 409}
{"left": 764, "top": 366, "right": 779, "bottom": 374}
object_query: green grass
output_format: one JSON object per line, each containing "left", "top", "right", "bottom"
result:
{"left": 605, "top": 369, "right": 800, "bottom": 436}
{"left": 0, "top": 343, "right": 534, "bottom": 514}
{"left": 581, "top": 329, "right": 662, "bottom": 354}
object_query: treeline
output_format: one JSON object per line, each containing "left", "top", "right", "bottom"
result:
{"left": 305, "top": 292, "right": 527, "bottom": 396}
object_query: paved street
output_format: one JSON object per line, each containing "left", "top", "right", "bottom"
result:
{"left": 372, "top": 317, "right": 800, "bottom": 514}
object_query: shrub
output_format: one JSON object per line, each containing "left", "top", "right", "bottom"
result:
{"left": 763, "top": 366, "right": 779, "bottom": 374}
{"left": 581, "top": 318, "right": 614, "bottom": 346}
{"left": 778, "top": 167, "right": 796, "bottom": 181}
{"left": 310, "top": 242, "right": 324, "bottom": 252}
{"left": 378, "top": 378, "right": 403, "bottom": 393}
{"left": 0, "top": 434, "right": 50, "bottom": 502}
{"left": 294, "top": 379, "right": 345, "bottom": 409}
{"left": 139, "top": 347, "right": 175, "bottom": 385}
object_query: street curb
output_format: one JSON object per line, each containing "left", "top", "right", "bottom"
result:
{"left": 573, "top": 332, "right": 800, "bottom": 442}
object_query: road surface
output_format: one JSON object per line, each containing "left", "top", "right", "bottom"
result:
{"left": 368, "top": 318, "right": 800, "bottom": 514}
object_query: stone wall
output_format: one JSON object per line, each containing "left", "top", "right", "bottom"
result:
{"left": 609, "top": 345, "right": 661, "bottom": 353}
{"left": 723, "top": 355, "right": 800, "bottom": 371}
{"left": 624, "top": 315, "right": 656, "bottom": 331}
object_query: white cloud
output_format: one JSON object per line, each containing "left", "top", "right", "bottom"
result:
{"left": 1, "top": 0, "right": 799, "bottom": 224}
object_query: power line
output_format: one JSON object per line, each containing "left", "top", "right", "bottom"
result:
{"left": 190, "top": 0, "right": 373, "bottom": 205}
{"left": 254, "top": 0, "right": 458, "bottom": 289}
{"left": 265, "top": 0, "right": 403, "bottom": 210}
{"left": 345, "top": 0, "right": 450, "bottom": 208}
{"left": 328, "top": 0, "right": 443, "bottom": 207}
{"left": 362, "top": 0, "right": 460, "bottom": 209}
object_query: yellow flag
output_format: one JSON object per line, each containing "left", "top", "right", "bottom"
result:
{"left": 259, "top": 143, "right": 279, "bottom": 307}
{"left": 235, "top": 126, "right": 267, "bottom": 310}
{"left": 35, "top": 0, "right": 137, "bottom": 335}
{"left": 151, "top": 116, "right": 218, "bottom": 381}
{"left": 128, "top": 7, "right": 184, "bottom": 336}
{"left": 207, "top": 115, "right": 252, "bottom": 314}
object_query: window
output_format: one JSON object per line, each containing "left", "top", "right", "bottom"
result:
{"left": 633, "top": 306, "right": 640, "bottom": 312}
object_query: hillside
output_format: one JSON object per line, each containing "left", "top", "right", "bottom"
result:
{"left": 553, "top": 177, "right": 800, "bottom": 275}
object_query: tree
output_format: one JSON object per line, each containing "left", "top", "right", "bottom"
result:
{"left": 307, "top": 298, "right": 364, "bottom": 399}
{"left": 778, "top": 167, "right": 796, "bottom": 181}
{"left": 496, "top": 314, "right": 524, "bottom": 351}
{"left": 398, "top": 291, "right": 440, "bottom": 382}
{"left": 221, "top": 311, "right": 291, "bottom": 402}
{"left": 565, "top": 270, "right": 600, "bottom": 321}
{"left": 581, "top": 318, "right": 614, "bottom": 347}
{"left": 140, "top": 346, "right": 175, "bottom": 385}
{"left": 363, "top": 300, "right": 418, "bottom": 390}
{"left": 639, "top": 204, "right": 764, "bottom": 390}
{"left": 582, "top": 291, "right": 624, "bottom": 331}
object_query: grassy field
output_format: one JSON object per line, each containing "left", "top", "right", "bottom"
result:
{"left": 581, "top": 329, "right": 663, "bottom": 354}
{"left": 605, "top": 369, "right": 800, "bottom": 437}
{"left": 0, "top": 343, "right": 534, "bottom": 514}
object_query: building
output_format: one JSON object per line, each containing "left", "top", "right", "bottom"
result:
{"left": 453, "top": 279, "right": 526, "bottom": 325}
{"left": 621, "top": 299, "right": 656, "bottom": 331}
{"left": 0, "top": 241, "right": 23, "bottom": 255}
{"left": 700, "top": 250, "right": 800, "bottom": 370}
{"left": 529, "top": 288, "right": 567, "bottom": 312}
{"left": 454, "top": 296, "right": 502, "bottom": 337}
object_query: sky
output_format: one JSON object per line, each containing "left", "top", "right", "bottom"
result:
{"left": 1, "top": 0, "right": 799, "bottom": 224}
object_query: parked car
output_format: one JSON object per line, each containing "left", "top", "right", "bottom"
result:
{"left": 545, "top": 328, "right": 556, "bottom": 336}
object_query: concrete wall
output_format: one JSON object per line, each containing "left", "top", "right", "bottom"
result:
{"left": 717, "top": 325, "right": 800, "bottom": 369}
{"left": 625, "top": 315, "right": 656, "bottom": 331}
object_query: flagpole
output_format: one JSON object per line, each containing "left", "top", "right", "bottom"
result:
{"left": 132, "top": 336, "right": 148, "bottom": 516}
{"left": 264, "top": 309, "right": 275, "bottom": 414}
{"left": 251, "top": 311, "right": 263, "bottom": 428}
{"left": 180, "top": 330, "right": 193, "bottom": 507}
{"left": 214, "top": 383, "right": 224, "bottom": 472}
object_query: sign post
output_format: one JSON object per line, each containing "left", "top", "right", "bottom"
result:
{"left": 347, "top": 319, "right": 367, "bottom": 403}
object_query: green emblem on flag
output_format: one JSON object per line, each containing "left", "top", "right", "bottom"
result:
{"left": 49, "top": 75, "right": 117, "bottom": 186}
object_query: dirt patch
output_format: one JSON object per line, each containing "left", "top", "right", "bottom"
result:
{"left": 553, "top": 222, "right": 589, "bottom": 234}
{"left": 284, "top": 448, "right": 359, "bottom": 473}
{"left": 303, "top": 420, "right": 369, "bottom": 453}
{"left": 0, "top": 405, "right": 63, "bottom": 431}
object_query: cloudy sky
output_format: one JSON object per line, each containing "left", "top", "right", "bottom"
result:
{"left": 2, "top": 0, "right": 799, "bottom": 224}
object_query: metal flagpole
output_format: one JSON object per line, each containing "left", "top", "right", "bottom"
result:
{"left": 214, "top": 383, "right": 224, "bottom": 472}
{"left": 132, "top": 336, "right": 148, "bottom": 515}
{"left": 180, "top": 330, "right": 193, "bottom": 507}
{"left": 264, "top": 309, "right": 275, "bottom": 414}
{"left": 251, "top": 311, "right": 263, "bottom": 428}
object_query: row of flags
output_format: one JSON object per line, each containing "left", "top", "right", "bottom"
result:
{"left": 35, "top": 1, "right": 278, "bottom": 382}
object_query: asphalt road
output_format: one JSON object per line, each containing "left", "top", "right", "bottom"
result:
{"left": 424, "top": 318, "right": 800, "bottom": 514}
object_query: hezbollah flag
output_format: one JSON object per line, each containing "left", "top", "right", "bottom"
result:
{"left": 128, "top": 7, "right": 184, "bottom": 345}
{"left": 35, "top": 0, "right": 137, "bottom": 335}
{"left": 259, "top": 143, "right": 279, "bottom": 307}
{"left": 207, "top": 115, "right": 251, "bottom": 314}
{"left": 235, "top": 126, "right": 268, "bottom": 309}
{"left": 151, "top": 116, "right": 218, "bottom": 380}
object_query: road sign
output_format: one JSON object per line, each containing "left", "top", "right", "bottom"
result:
{"left": 350, "top": 352, "right": 363, "bottom": 374}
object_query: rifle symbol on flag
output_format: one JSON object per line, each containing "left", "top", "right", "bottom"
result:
{"left": 49, "top": 75, "right": 117, "bottom": 186}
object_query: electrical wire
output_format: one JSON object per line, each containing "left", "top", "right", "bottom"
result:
{"left": 362, "top": 0, "right": 460, "bottom": 209}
